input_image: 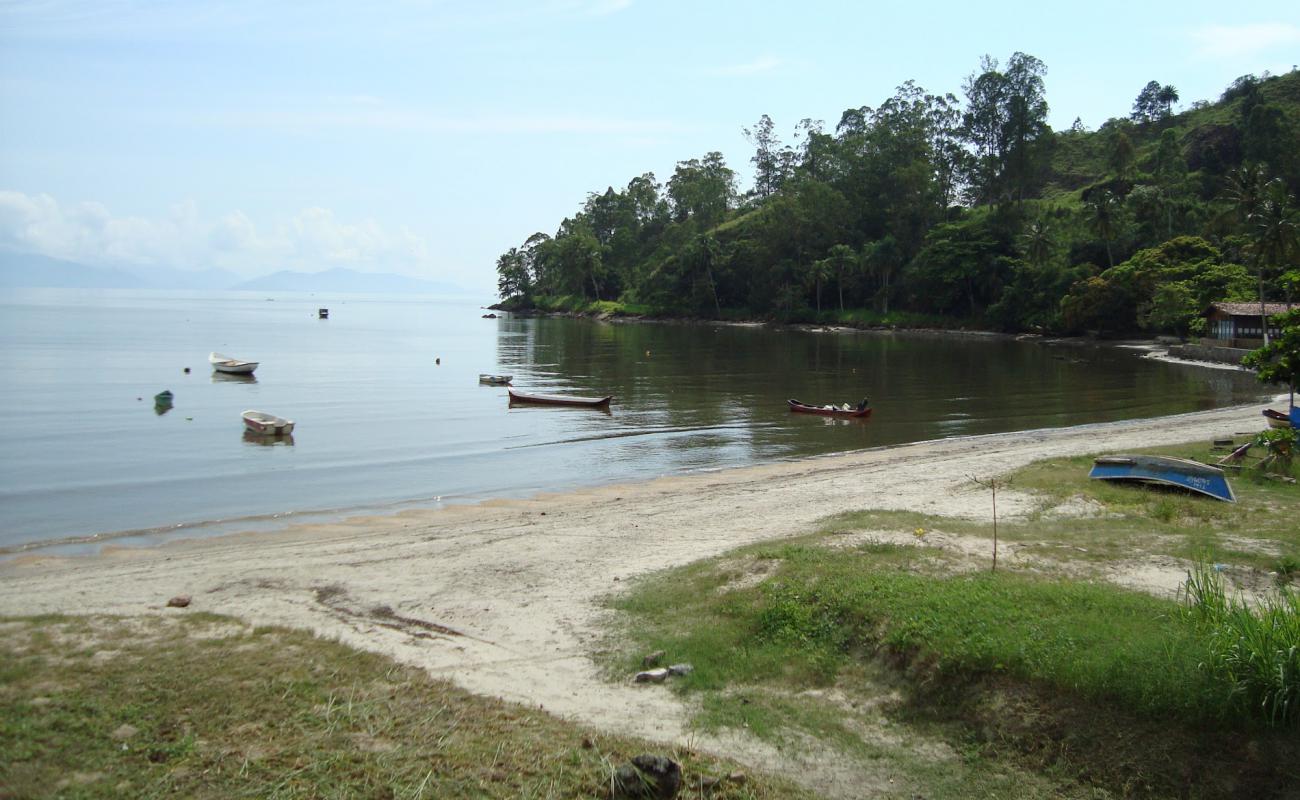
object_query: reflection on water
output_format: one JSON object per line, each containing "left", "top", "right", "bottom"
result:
{"left": 243, "top": 431, "right": 295, "bottom": 447}
{"left": 212, "top": 372, "right": 258, "bottom": 384}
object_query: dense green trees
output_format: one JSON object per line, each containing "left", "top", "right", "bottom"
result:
{"left": 497, "top": 63, "right": 1300, "bottom": 336}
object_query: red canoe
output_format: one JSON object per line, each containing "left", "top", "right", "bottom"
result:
{"left": 509, "top": 388, "right": 613, "bottom": 408}
{"left": 788, "top": 399, "right": 872, "bottom": 418}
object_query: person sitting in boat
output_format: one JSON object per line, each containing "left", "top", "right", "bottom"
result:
{"left": 857, "top": 397, "right": 870, "bottom": 412}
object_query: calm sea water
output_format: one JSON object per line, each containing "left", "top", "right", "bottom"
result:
{"left": 0, "top": 289, "right": 1265, "bottom": 555}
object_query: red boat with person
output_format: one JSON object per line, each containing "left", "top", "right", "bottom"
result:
{"left": 788, "top": 399, "right": 873, "bottom": 418}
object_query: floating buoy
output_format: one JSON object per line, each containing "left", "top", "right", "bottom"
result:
{"left": 436, "top": 357, "right": 441, "bottom": 365}
{"left": 183, "top": 367, "right": 191, "bottom": 374}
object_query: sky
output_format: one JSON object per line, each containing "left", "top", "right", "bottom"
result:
{"left": 2, "top": 1, "right": 1299, "bottom": 295}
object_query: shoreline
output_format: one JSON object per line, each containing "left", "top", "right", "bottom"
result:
{"left": 0, "top": 397, "right": 1285, "bottom": 759}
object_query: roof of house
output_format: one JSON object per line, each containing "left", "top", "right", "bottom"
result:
{"left": 1208, "top": 302, "right": 1292, "bottom": 317}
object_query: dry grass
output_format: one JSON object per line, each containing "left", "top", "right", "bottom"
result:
{"left": 0, "top": 613, "right": 811, "bottom": 799}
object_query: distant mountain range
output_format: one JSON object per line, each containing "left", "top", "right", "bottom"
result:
{"left": 0, "top": 251, "right": 469, "bottom": 294}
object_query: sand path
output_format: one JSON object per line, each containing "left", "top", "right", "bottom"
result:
{"left": 0, "top": 401, "right": 1276, "bottom": 783}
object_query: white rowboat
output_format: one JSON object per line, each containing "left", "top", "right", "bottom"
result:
{"left": 210, "top": 352, "right": 258, "bottom": 374}
{"left": 479, "top": 373, "right": 513, "bottom": 385}
{"left": 242, "top": 410, "right": 295, "bottom": 436}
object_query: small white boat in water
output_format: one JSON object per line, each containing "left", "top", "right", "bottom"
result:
{"left": 210, "top": 352, "right": 258, "bottom": 374}
{"left": 242, "top": 410, "right": 295, "bottom": 436}
{"left": 479, "top": 373, "right": 513, "bottom": 385}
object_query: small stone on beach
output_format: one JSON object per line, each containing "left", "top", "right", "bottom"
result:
{"left": 166, "top": 594, "right": 191, "bottom": 608}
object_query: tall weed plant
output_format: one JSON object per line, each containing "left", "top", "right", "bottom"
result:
{"left": 1180, "top": 563, "right": 1300, "bottom": 726}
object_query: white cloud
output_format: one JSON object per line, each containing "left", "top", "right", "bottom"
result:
{"left": 0, "top": 190, "right": 433, "bottom": 276}
{"left": 1190, "top": 22, "right": 1300, "bottom": 59}
{"left": 709, "top": 56, "right": 785, "bottom": 77}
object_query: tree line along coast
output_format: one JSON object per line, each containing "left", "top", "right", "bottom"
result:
{"left": 494, "top": 55, "right": 1300, "bottom": 341}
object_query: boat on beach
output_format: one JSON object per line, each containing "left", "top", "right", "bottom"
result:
{"left": 479, "top": 374, "right": 513, "bottom": 385}
{"left": 210, "top": 352, "right": 258, "bottom": 374}
{"left": 1089, "top": 454, "right": 1235, "bottom": 502}
{"left": 788, "top": 399, "right": 873, "bottom": 418}
{"left": 1263, "top": 408, "right": 1294, "bottom": 429}
{"left": 508, "top": 388, "right": 612, "bottom": 408}
{"left": 242, "top": 410, "right": 295, "bottom": 436}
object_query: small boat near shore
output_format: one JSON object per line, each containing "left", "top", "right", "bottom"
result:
{"left": 1089, "top": 454, "right": 1235, "bottom": 502}
{"left": 242, "top": 410, "right": 295, "bottom": 436}
{"left": 508, "top": 388, "right": 612, "bottom": 408}
{"left": 210, "top": 352, "right": 258, "bottom": 374}
{"left": 1263, "top": 408, "right": 1294, "bottom": 429}
{"left": 479, "top": 373, "right": 513, "bottom": 385}
{"left": 788, "top": 399, "right": 873, "bottom": 418}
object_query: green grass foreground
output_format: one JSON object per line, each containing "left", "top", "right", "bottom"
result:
{"left": 0, "top": 614, "right": 811, "bottom": 800}
{"left": 606, "top": 442, "right": 1300, "bottom": 798}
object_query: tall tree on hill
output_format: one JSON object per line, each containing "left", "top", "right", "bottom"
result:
{"left": 1248, "top": 180, "right": 1299, "bottom": 344}
{"left": 667, "top": 152, "right": 736, "bottom": 227}
{"left": 1157, "top": 84, "right": 1179, "bottom": 117}
{"left": 962, "top": 56, "right": 1009, "bottom": 206}
{"left": 1132, "top": 81, "right": 1162, "bottom": 122}
{"left": 1001, "top": 52, "right": 1051, "bottom": 202}
{"left": 792, "top": 118, "right": 831, "bottom": 181}
{"left": 1087, "top": 189, "right": 1121, "bottom": 268}
{"left": 961, "top": 53, "right": 1050, "bottom": 205}
{"left": 743, "top": 114, "right": 787, "bottom": 199}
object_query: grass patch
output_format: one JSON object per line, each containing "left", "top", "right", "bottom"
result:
{"left": 0, "top": 614, "right": 811, "bottom": 799}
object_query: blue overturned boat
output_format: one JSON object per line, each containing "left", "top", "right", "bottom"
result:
{"left": 1089, "top": 455, "right": 1236, "bottom": 503}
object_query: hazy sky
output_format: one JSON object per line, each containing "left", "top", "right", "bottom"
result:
{"left": 2, "top": 1, "right": 1298, "bottom": 293}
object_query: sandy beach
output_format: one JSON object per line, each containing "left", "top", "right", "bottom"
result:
{"left": 0, "top": 399, "right": 1281, "bottom": 775}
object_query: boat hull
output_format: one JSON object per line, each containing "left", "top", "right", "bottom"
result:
{"left": 508, "top": 389, "right": 612, "bottom": 407}
{"left": 1263, "top": 409, "right": 1293, "bottom": 429}
{"left": 788, "top": 399, "right": 872, "bottom": 418}
{"left": 479, "top": 374, "right": 513, "bottom": 385}
{"left": 210, "top": 352, "right": 258, "bottom": 374}
{"left": 242, "top": 410, "right": 295, "bottom": 436}
{"left": 1089, "top": 455, "right": 1235, "bottom": 502}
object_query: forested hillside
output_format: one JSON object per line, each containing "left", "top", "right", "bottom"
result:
{"left": 496, "top": 58, "right": 1300, "bottom": 336}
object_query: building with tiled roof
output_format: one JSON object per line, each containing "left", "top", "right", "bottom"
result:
{"left": 1205, "top": 301, "right": 1291, "bottom": 345}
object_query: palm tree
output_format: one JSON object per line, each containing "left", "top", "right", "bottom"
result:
{"left": 1248, "top": 180, "right": 1299, "bottom": 344}
{"left": 1220, "top": 164, "right": 1268, "bottom": 229}
{"left": 1156, "top": 84, "right": 1179, "bottom": 117}
{"left": 822, "top": 244, "right": 857, "bottom": 312}
{"left": 683, "top": 234, "right": 723, "bottom": 317}
{"left": 1086, "top": 190, "right": 1120, "bottom": 268}
{"left": 807, "top": 258, "right": 833, "bottom": 314}
{"left": 1018, "top": 217, "right": 1053, "bottom": 268}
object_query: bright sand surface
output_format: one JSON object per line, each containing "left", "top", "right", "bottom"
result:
{"left": 0, "top": 398, "right": 1282, "bottom": 786}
